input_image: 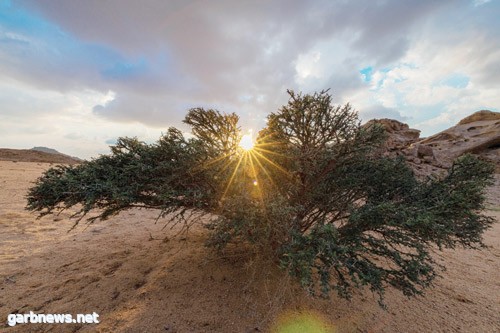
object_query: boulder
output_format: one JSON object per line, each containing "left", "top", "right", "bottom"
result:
{"left": 364, "top": 119, "right": 420, "bottom": 150}
{"left": 415, "top": 143, "right": 435, "bottom": 159}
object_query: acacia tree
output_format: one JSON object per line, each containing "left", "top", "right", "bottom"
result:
{"left": 27, "top": 90, "right": 494, "bottom": 305}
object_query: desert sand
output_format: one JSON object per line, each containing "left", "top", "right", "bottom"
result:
{"left": 1, "top": 160, "right": 499, "bottom": 332}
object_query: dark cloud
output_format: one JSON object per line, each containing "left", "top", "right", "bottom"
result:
{"left": 14, "top": 1, "right": 450, "bottom": 91}
{"left": 349, "top": 0, "right": 452, "bottom": 65}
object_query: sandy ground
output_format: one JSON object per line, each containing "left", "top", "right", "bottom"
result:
{"left": 0, "top": 160, "right": 499, "bottom": 333}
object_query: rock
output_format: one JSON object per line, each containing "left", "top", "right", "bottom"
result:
{"left": 416, "top": 144, "right": 434, "bottom": 159}
{"left": 420, "top": 111, "right": 500, "bottom": 166}
{"left": 364, "top": 118, "right": 421, "bottom": 150}
{"left": 423, "top": 156, "right": 434, "bottom": 163}
{"left": 457, "top": 110, "right": 500, "bottom": 125}
{"left": 362, "top": 110, "right": 500, "bottom": 178}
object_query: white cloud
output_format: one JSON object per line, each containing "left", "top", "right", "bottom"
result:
{"left": 363, "top": 26, "right": 500, "bottom": 134}
{"left": 0, "top": 80, "right": 161, "bottom": 159}
{"left": 0, "top": 0, "right": 498, "bottom": 155}
{"left": 295, "top": 51, "right": 322, "bottom": 82}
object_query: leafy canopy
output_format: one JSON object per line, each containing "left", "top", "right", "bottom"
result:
{"left": 27, "top": 90, "right": 494, "bottom": 306}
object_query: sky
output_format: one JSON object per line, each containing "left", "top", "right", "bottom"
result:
{"left": 0, "top": 0, "right": 499, "bottom": 159}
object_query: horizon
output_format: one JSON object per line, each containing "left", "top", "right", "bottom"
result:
{"left": 1, "top": 109, "right": 497, "bottom": 160}
{"left": 1, "top": 0, "right": 499, "bottom": 159}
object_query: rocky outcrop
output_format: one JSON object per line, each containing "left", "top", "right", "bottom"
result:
{"left": 457, "top": 110, "right": 500, "bottom": 125}
{"left": 421, "top": 111, "right": 500, "bottom": 169}
{"left": 366, "top": 110, "right": 500, "bottom": 177}
{"left": 364, "top": 118, "right": 420, "bottom": 150}
{"left": 365, "top": 119, "right": 437, "bottom": 178}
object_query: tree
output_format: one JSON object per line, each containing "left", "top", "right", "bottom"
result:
{"left": 26, "top": 90, "right": 495, "bottom": 306}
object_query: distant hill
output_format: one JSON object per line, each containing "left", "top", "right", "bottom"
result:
{"left": 31, "top": 146, "right": 62, "bottom": 155}
{"left": 30, "top": 146, "right": 82, "bottom": 162}
{"left": 0, "top": 148, "right": 82, "bottom": 164}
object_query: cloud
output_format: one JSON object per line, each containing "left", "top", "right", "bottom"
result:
{"left": 0, "top": 79, "right": 161, "bottom": 159}
{"left": 0, "top": 0, "right": 499, "bottom": 157}
{"left": 362, "top": 16, "right": 500, "bottom": 134}
{"left": 474, "top": 0, "right": 491, "bottom": 7}
{"left": 359, "top": 105, "right": 409, "bottom": 123}
{"left": 92, "top": 92, "right": 187, "bottom": 127}
{"left": 11, "top": 1, "right": 456, "bottom": 112}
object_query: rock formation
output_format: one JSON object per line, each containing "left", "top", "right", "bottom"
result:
{"left": 457, "top": 110, "right": 500, "bottom": 125}
{"left": 420, "top": 111, "right": 500, "bottom": 170}
{"left": 367, "top": 110, "right": 500, "bottom": 177}
{"left": 364, "top": 119, "right": 420, "bottom": 151}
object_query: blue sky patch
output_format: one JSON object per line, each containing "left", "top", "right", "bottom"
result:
{"left": 0, "top": 1, "right": 157, "bottom": 86}
{"left": 101, "top": 58, "right": 149, "bottom": 80}
{"left": 440, "top": 73, "right": 470, "bottom": 89}
{"left": 359, "top": 66, "right": 373, "bottom": 82}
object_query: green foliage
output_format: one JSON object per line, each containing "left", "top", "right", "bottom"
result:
{"left": 27, "top": 129, "right": 217, "bottom": 224}
{"left": 26, "top": 90, "right": 495, "bottom": 306}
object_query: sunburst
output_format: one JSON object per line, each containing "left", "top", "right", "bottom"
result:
{"left": 239, "top": 131, "right": 254, "bottom": 151}
{"left": 214, "top": 129, "right": 292, "bottom": 206}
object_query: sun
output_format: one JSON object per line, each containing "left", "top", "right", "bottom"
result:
{"left": 239, "top": 131, "right": 254, "bottom": 151}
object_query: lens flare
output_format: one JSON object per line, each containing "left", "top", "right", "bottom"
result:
{"left": 271, "top": 310, "right": 335, "bottom": 333}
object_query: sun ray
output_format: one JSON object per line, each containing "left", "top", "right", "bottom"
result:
{"left": 247, "top": 152, "right": 266, "bottom": 209}
{"left": 214, "top": 156, "right": 239, "bottom": 178}
{"left": 220, "top": 153, "right": 244, "bottom": 202}
{"left": 253, "top": 146, "right": 287, "bottom": 158}
{"left": 252, "top": 149, "right": 292, "bottom": 177}
{"left": 190, "top": 151, "right": 236, "bottom": 177}
{"left": 251, "top": 151, "right": 278, "bottom": 189}
{"left": 212, "top": 129, "right": 290, "bottom": 208}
